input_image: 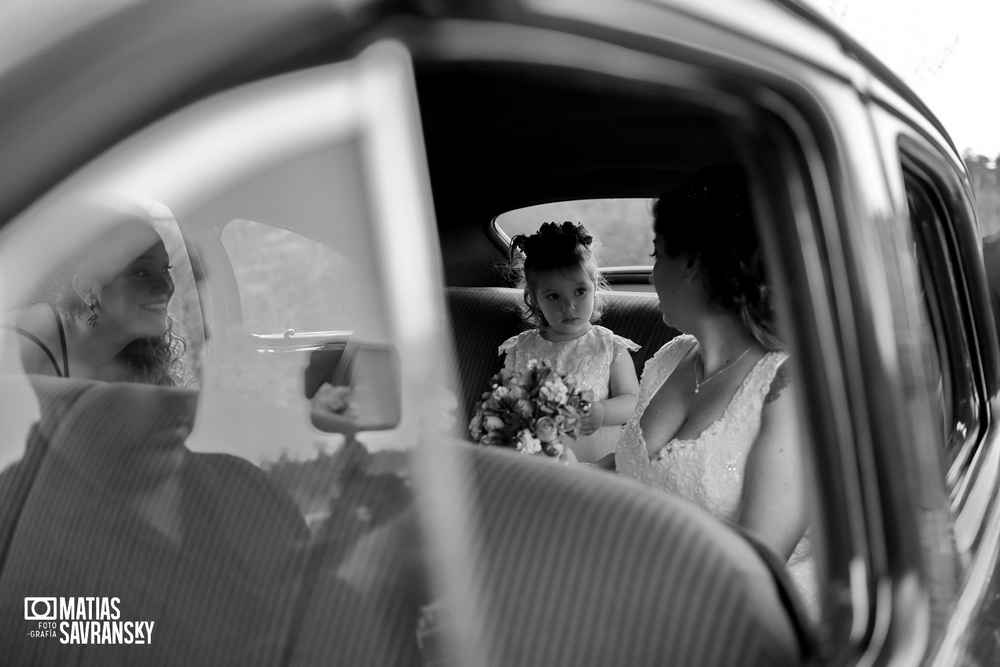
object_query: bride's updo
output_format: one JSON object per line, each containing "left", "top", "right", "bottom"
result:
{"left": 652, "top": 164, "right": 781, "bottom": 350}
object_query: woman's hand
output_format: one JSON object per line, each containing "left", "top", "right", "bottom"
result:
{"left": 579, "top": 401, "right": 606, "bottom": 435}
{"left": 539, "top": 443, "right": 579, "bottom": 465}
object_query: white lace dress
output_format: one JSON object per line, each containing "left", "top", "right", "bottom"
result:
{"left": 616, "top": 335, "right": 817, "bottom": 617}
{"left": 500, "top": 325, "right": 639, "bottom": 463}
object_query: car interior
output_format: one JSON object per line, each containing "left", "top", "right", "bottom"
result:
{"left": 415, "top": 61, "right": 749, "bottom": 426}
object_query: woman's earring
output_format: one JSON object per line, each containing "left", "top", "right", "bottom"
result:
{"left": 86, "top": 300, "right": 99, "bottom": 327}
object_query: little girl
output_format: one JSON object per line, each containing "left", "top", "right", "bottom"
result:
{"left": 500, "top": 221, "right": 640, "bottom": 464}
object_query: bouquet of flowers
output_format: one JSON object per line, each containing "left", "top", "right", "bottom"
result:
{"left": 468, "top": 359, "right": 593, "bottom": 458}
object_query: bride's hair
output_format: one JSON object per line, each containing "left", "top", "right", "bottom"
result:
{"left": 652, "top": 164, "right": 782, "bottom": 350}
{"left": 505, "top": 221, "right": 609, "bottom": 328}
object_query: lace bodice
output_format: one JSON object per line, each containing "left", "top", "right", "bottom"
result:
{"left": 499, "top": 326, "right": 639, "bottom": 401}
{"left": 616, "top": 335, "right": 785, "bottom": 521}
{"left": 616, "top": 335, "right": 817, "bottom": 617}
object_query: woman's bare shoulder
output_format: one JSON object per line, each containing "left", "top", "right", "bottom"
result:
{"left": 4, "top": 303, "right": 62, "bottom": 375}
{"left": 5, "top": 303, "right": 55, "bottom": 330}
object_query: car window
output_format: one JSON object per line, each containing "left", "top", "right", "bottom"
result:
{"left": 903, "top": 170, "right": 981, "bottom": 469}
{"left": 218, "top": 218, "right": 401, "bottom": 438}
{"left": 983, "top": 229, "right": 1000, "bottom": 328}
{"left": 151, "top": 200, "right": 206, "bottom": 387}
{"left": 0, "top": 45, "right": 440, "bottom": 665}
{"left": 495, "top": 198, "right": 656, "bottom": 267}
{"left": 221, "top": 218, "right": 363, "bottom": 335}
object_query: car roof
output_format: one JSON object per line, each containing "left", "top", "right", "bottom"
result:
{"left": 0, "top": 0, "right": 959, "bottom": 225}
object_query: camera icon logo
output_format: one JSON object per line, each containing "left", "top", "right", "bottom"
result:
{"left": 24, "top": 597, "right": 57, "bottom": 621}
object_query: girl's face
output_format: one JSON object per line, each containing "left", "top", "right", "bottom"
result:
{"left": 649, "top": 234, "right": 694, "bottom": 327}
{"left": 94, "top": 237, "right": 175, "bottom": 340}
{"left": 531, "top": 268, "right": 595, "bottom": 341}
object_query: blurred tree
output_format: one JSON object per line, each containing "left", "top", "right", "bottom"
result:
{"left": 964, "top": 152, "right": 1000, "bottom": 236}
{"left": 496, "top": 199, "right": 655, "bottom": 269}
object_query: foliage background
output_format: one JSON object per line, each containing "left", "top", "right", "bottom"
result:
{"left": 965, "top": 154, "right": 1000, "bottom": 237}
{"left": 497, "top": 199, "right": 656, "bottom": 268}
{"left": 497, "top": 158, "right": 1000, "bottom": 269}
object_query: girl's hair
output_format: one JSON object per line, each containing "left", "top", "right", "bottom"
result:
{"left": 652, "top": 164, "right": 782, "bottom": 350}
{"left": 45, "top": 220, "right": 187, "bottom": 386}
{"left": 505, "top": 221, "right": 609, "bottom": 328}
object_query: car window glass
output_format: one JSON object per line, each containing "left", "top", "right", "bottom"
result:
{"left": 0, "top": 47, "right": 432, "bottom": 666}
{"left": 495, "top": 198, "right": 655, "bottom": 267}
{"left": 221, "top": 219, "right": 362, "bottom": 334}
{"left": 153, "top": 201, "right": 205, "bottom": 387}
{"left": 980, "top": 230, "right": 1000, "bottom": 340}
{"left": 904, "top": 173, "right": 981, "bottom": 468}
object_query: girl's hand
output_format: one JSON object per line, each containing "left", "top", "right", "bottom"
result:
{"left": 538, "top": 444, "right": 578, "bottom": 465}
{"left": 560, "top": 447, "right": 579, "bottom": 465}
{"left": 579, "top": 401, "right": 605, "bottom": 435}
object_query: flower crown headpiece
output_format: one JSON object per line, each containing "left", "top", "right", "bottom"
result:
{"left": 509, "top": 221, "right": 593, "bottom": 260}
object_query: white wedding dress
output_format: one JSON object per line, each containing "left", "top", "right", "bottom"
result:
{"left": 616, "top": 335, "right": 817, "bottom": 618}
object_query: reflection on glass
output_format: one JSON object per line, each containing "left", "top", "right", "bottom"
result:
{"left": 0, "top": 48, "right": 435, "bottom": 666}
{"left": 2, "top": 194, "right": 198, "bottom": 387}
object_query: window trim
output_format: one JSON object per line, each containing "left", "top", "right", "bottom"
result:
{"left": 901, "top": 167, "right": 981, "bottom": 476}
{"left": 899, "top": 141, "right": 995, "bottom": 541}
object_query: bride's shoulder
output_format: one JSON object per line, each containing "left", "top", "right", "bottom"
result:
{"left": 4, "top": 302, "right": 48, "bottom": 327}
{"left": 639, "top": 334, "right": 694, "bottom": 383}
{"left": 761, "top": 351, "right": 793, "bottom": 403}
{"left": 648, "top": 334, "right": 695, "bottom": 364}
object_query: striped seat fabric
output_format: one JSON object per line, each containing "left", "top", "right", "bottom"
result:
{"left": 418, "top": 444, "right": 806, "bottom": 666}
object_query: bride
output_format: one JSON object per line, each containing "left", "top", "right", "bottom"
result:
{"left": 614, "top": 164, "right": 816, "bottom": 617}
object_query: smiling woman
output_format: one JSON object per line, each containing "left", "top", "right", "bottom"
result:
{"left": 1, "top": 196, "right": 187, "bottom": 385}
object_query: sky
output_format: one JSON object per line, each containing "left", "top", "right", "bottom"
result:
{"left": 813, "top": 0, "right": 1000, "bottom": 158}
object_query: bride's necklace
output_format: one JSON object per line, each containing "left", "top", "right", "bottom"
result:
{"left": 693, "top": 346, "right": 752, "bottom": 394}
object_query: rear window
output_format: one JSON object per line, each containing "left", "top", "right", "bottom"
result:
{"left": 495, "top": 198, "right": 655, "bottom": 267}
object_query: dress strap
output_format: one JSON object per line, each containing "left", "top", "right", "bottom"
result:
{"left": 0, "top": 304, "right": 69, "bottom": 378}
{"left": 745, "top": 350, "right": 788, "bottom": 400}
{"left": 48, "top": 303, "right": 69, "bottom": 378}
{"left": 1, "top": 326, "right": 64, "bottom": 377}
{"left": 639, "top": 335, "right": 696, "bottom": 401}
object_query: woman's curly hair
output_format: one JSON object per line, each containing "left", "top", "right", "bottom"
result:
{"left": 119, "top": 323, "right": 186, "bottom": 386}
{"left": 653, "top": 164, "right": 782, "bottom": 350}
{"left": 45, "top": 223, "right": 187, "bottom": 386}
{"left": 505, "top": 221, "right": 609, "bottom": 328}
